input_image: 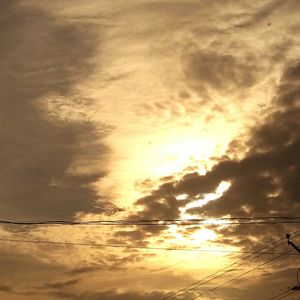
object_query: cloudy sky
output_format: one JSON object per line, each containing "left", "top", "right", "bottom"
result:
{"left": 1, "top": 0, "right": 300, "bottom": 299}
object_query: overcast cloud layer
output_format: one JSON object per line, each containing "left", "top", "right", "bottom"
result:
{"left": 1, "top": 1, "right": 300, "bottom": 300}
{"left": 0, "top": 1, "right": 115, "bottom": 220}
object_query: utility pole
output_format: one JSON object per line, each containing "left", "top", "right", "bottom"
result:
{"left": 286, "top": 233, "right": 300, "bottom": 254}
{"left": 269, "top": 234, "right": 300, "bottom": 299}
{"left": 286, "top": 233, "right": 300, "bottom": 294}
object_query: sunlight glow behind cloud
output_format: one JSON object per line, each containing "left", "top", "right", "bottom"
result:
{"left": 180, "top": 181, "right": 231, "bottom": 216}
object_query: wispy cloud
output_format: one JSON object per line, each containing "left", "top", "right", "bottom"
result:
{"left": 0, "top": 0, "right": 115, "bottom": 220}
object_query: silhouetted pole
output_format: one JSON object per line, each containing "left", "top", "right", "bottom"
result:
{"left": 286, "top": 233, "right": 300, "bottom": 254}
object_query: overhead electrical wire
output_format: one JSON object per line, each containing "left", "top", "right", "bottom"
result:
{"left": 270, "top": 289, "right": 295, "bottom": 300}
{"left": 190, "top": 248, "right": 294, "bottom": 300}
{"left": 1, "top": 216, "right": 300, "bottom": 226}
{"left": 273, "top": 291, "right": 296, "bottom": 300}
{"left": 0, "top": 237, "right": 298, "bottom": 256}
{"left": 270, "top": 268, "right": 300, "bottom": 300}
{"left": 162, "top": 231, "right": 300, "bottom": 300}
{"left": 162, "top": 236, "right": 292, "bottom": 300}
{"left": 0, "top": 224, "right": 299, "bottom": 299}
{"left": 171, "top": 238, "right": 298, "bottom": 300}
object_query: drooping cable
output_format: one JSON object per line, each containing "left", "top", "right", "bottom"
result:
{"left": 1, "top": 216, "right": 300, "bottom": 226}
{"left": 190, "top": 249, "right": 293, "bottom": 300}
{"left": 0, "top": 237, "right": 298, "bottom": 255}
{"left": 162, "top": 231, "right": 300, "bottom": 300}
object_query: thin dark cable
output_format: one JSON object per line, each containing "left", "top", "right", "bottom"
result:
{"left": 275, "top": 290, "right": 295, "bottom": 300}
{"left": 1, "top": 216, "right": 300, "bottom": 221}
{"left": 271, "top": 259, "right": 300, "bottom": 299}
{"left": 191, "top": 249, "right": 293, "bottom": 300}
{"left": 162, "top": 231, "right": 300, "bottom": 300}
{"left": 188, "top": 244, "right": 293, "bottom": 300}
{"left": 1, "top": 217, "right": 300, "bottom": 226}
{"left": 0, "top": 237, "right": 298, "bottom": 255}
{"left": 1, "top": 221, "right": 300, "bottom": 226}
{"left": 270, "top": 289, "right": 293, "bottom": 300}
{"left": 163, "top": 238, "right": 289, "bottom": 300}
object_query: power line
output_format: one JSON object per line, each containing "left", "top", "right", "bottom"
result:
{"left": 162, "top": 237, "right": 289, "bottom": 300}
{"left": 1, "top": 234, "right": 299, "bottom": 299}
{"left": 270, "top": 269, "right": 300, "bottom": 300}
{"left": 1, "top": 217, "right": 300, "bottom": 226}
{"left": 190, "top": 249, "right": 293, "bottom": 300}
{"left": 0, "top": 237, "right": 298, "bottom": 255}
{"left": 274, "top": 291, "right": 295, "bottom": 300}
{"left": 162, "top": 231, "right": 300, "bottom": 300}
{"left": 270, "top": 289, "right": 295, "bottom": 300}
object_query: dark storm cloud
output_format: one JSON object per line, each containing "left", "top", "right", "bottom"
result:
{"left": 184, "top": 49, "right": 261, "bottom": 101}
{"left": 81, "top": 290, "right": 168, "bottom": 300}
{"left": 0, "top": 246, "right": 61, "bottom": 278}
{"left": 0, "top": 241, "right": 152, "bottom": 297}
{"left": 115, "top": 182, "right": 187, "bottom": 241}
{"left": 0, "top": 240, "right": 155, "bottom": 298}
{"left": 232, "top": 0, "right": 285, "bottom": 29}
{"left": 205, "top": 266, "right": 299, "bottom": 300}
{"left": 0, "top": 1, "right": 114, "bottom": 219}
{"left": 124, "top": 60, "right": 300, "bottom": 246}
{"left": 0, "top": 245, "right": 69, "bottom": 297}
{"left": 38, "top": 279, "right": 80, "bottom": 290}
{"left": 0, "top": 286, "right": 12, "bottom": 292}
{"left": 127, "top": 0, "right": 219, "bottom": 24}
{"left": 66, "top": 265, "right": 102, "bottom": 276}
{"left": 190, "top": 61, "right": 300, "bottom": 218}
{"left": 47, "top": 290, "right": 169, "bottom": 300}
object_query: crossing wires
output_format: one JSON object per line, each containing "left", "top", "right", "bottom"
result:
{"left": 190, "top": 248, "right": 293, "bottom": 300}
{"left": 270, "top": 289, "right": 296, "bottom": 300}
{"left": 162, "top": 230, "right": 300, "bottom": 300}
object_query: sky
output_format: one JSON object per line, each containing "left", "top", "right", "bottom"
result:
{"left": 1, "top": 0, "right": 300, "bottom": 299}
